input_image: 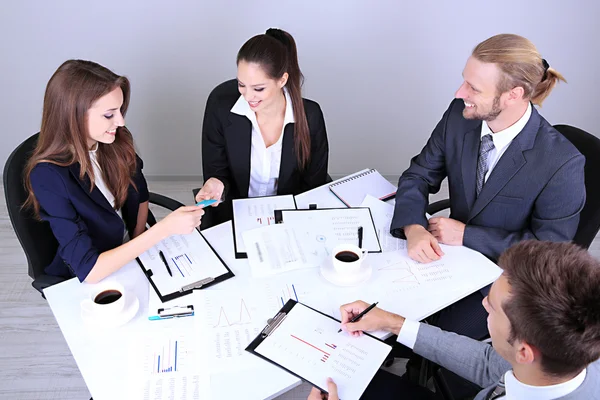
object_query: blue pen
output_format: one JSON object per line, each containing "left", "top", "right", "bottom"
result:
{"left": 195, "top": 199, "right": 218, "bottom": 208}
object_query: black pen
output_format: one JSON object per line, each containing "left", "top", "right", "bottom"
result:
{"left": 158, "top": 250, "right": 173, "bottom": 277}
{"left": 338, "top": 301, "right": 378, "bottom": 333}
{"left": 358, "top": 226, "right": 363, "bottom": 249}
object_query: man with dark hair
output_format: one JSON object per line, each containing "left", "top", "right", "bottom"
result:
{"left": 308, "top": 241, "right": 600, "bottom": 399}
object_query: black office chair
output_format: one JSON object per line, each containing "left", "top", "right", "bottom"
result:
{"left": 426, "top": 124, "right": 600, "bottom": 249}
{"left": 3, "top": 133, "right": 186, "bottom": 297}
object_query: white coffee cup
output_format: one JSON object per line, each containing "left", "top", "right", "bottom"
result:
{"left": 332, "top": 244, "right": 368, "bottom": 275}
{"left": 80, "top": 282, "right": 126, "bottom": 319}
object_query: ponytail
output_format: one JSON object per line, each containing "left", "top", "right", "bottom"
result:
{"left": 531, "top": 65, "right": 567, "bottom": 106}
{"left": 238, "top": 29, "right": 311, "bottom": 169}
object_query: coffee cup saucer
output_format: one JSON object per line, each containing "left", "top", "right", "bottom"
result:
{"left": 320, "top": 256, "right": 372, "bottom": 287}
{"left": 81, "top": 292, "right": 140, "bottom": 329}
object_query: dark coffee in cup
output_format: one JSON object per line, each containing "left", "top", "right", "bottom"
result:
{"left": 94, "top": 290, "right": 122, "bottom": 305}
{"left": 335, "top": 251, "right": 360, "bottom": 263}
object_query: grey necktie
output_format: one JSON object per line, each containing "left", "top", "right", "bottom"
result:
{"left": 476, "top": 134, "right": 495, "bottom": 196}
{"left": 487, "top": 374, "right": 506, "bottom": 400}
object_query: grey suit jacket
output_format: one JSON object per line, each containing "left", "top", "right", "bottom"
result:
{"left": 391, "top": 99, "right": 585, "bottom": 261}
{"left": 414, "top": 324, "right": 600, "bottom": 399}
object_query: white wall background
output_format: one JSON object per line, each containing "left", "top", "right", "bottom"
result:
{"left": 1, "top": 0, "right": 599, "bottom": 179}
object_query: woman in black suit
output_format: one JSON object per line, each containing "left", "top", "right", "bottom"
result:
{"left": 196, "top": 28, "right": 329, "bottom": 228}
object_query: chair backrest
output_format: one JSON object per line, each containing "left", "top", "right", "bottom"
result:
{"left": 554, "top": 124, "right": 600, "bottom": 249}
{"left": 3, "top": 133, "right": 59, "bottom": 279}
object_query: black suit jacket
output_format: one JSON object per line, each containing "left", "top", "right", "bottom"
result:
{"left": 202, "top": 79, "right": 329, "bottom": 200}
{"left": 391, "top": 99, "right": 585, "bottom": 261}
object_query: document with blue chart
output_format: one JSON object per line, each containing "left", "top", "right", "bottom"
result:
{"left": 136, "top": 229, "right": 234, "bottom": 302}
{"left": 246, "top": 301, "right": 391, "bottom": 400}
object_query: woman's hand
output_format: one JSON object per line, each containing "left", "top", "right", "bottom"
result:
{"left": 157, "top": 206, "right": 204, "bottom": 236}
{"left": 195, "top": 178, "right": 224, "bottom": 206}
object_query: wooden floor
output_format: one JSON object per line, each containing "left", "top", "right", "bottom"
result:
{"left": 1, "top": 180, "right": 598, "bottom": 400}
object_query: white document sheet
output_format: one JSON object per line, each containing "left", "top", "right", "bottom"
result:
{"left": 232, "top": 195, "right": 297, "bottom": 254}
{"left": 242, "top": 223, "right": 336, "bottom": 277}
{"left": 279, "top": 208, "right": 381, "bottom": 252}
{"left": 253, "top": 302, "right": 391, "bottom": 400}
{"left": 294, "top": 169, "right": 371, "bottom": 209}
{"left": 366, "top": 245, "right": 502, "bottom": 321}
{"left": 360, "top": 195, "right": 406, "bottom": 252}
{"left": 137, "top": 230, "right": 229, "bottom": 296}
{"left": 192, "top": 286, "right": 282, "bottom": 373}
{"left": 128, "top": 333, "right": 211, "bottom": 400}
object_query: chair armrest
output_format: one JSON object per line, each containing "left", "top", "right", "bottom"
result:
{"left": 148, "top": 192, "right": 185, "bottom": 212}
{"left": 427, "top": 199, "right": 451, "bottom": 215}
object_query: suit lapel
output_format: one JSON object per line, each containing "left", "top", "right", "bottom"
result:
{"left": 68, "top": 163, "right": 117, "bottom": 214}
{"left": 224, "top": 113, "right": 252, "bottom": 197}
{"left": 278, "top": 124, "right": 296, "bottom": 193}
{"left": 467, "top": 105, "right": 540, "bottom": 221}
{"left": 461, "top": 123, "right": 482, "bottom": 212}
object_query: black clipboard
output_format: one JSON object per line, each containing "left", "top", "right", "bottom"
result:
{"left": 135, "top": 228, "right": 235, "bottom": 303}
{"left": 232, "top": 194, "right": 298, "bottom": 259}
{"left": 274, "top": 207, "right": 383, "bottom": 253}
{"left": 245, "top": 299, "right": 391, "bottom": 396}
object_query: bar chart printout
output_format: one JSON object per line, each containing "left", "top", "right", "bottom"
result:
{"left": 137, "top": 335, "right": 210, "bottom": 400}
{"left": 253, "top": 303, "right": 391, "bottom": 400}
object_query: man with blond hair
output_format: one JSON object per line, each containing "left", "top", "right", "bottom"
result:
{"left": 390, "top": 34, "right": 585, "bottom": 339}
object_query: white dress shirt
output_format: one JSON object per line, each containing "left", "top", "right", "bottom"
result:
{"left": 397, "top": 320, "right": 586, "bottom": 399}
{"left": 230, "top": 88, "right": 295, "bottom": 197}
{"left": 481, "top": 103, "right": 532, "bottom": 182}
{"left": 89, "top": 146, "right": 128, "bottom": 240}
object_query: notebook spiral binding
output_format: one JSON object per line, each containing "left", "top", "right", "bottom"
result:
{"left": 329, "top": 169, "right": 376, "bottom": 187}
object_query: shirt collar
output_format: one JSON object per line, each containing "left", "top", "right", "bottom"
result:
{"left": 231, "top": 87, "right": 295, "bottom": 125}
{"left": 504, "top": 368, "right": 587, "bottom": 399}
{"left": 481, "top": 103, "right": 532, "bottom": 149}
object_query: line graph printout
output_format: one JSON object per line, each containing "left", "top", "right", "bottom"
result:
{"left": 137, "top": 230, "right": 229, "bottom": 295}
{"left": 232, "top": 195, "right": 297, "bottom": 254}
{"left": 253, "top": 303, "right": 391, "bottom": 400}
{"left": 192, "top": 286, "right": 282, "bottom": 373}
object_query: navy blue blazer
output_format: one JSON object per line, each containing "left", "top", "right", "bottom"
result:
{"left": 29, "top": 156, "right": 149, "bottom": 281}
{"left": 391, "top": 99, "right": 585, "bottom": 261}
{"left": 202, "top": 79, "right": 330, "bottom": 200}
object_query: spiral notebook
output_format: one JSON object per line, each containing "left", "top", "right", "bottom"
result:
{"left": 329, "top": 168, "right": 397, "bottom": 207}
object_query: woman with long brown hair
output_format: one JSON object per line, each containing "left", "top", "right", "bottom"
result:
{"left": 25, "top": 60, "right": 204, "bottom": 283}
{"left": 196, "top": 28, "right": 330, "bottom": 228}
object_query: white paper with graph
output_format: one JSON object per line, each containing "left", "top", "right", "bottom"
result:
{"left": 137, "top": 230, "right": 230, "bottom": 296}
{"left": 365, "top": 244, "right": 502, "bottom": 321}
{"left": 251, "top": 302, "right": 391, "bottom": 400}
{"left": 232, "top": 195, "right": 297, "bottom": 255}
{"left": 192, "top": 284, "right": 286, "bottom": 373}
{"left": 127, "top": 332, "right": 211, "bottom": 400}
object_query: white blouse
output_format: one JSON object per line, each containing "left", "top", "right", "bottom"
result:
{"left": 230, "top": 88, "right": 295, "bottom": 197}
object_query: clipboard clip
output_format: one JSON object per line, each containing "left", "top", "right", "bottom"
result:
{"left": 261, "top": 311, "right": 288, "bottom": 338}
{"left": 180, "top": 277, "right": 215, "bottom": 292}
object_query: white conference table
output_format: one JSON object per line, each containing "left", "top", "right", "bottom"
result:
{"left": 44, "top": 190, "right": 499, "bottom": 400}
{"left": 44, "top": 221, "right": 307, "bottom": 400}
